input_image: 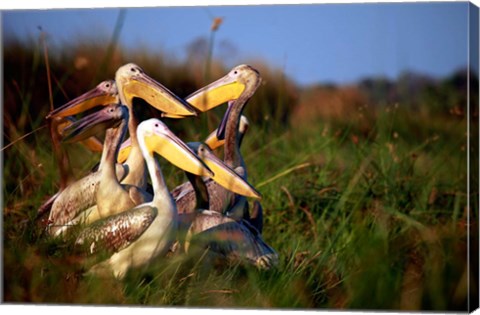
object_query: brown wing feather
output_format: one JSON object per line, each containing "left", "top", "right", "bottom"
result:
{"left": 75, "top": 205, "right": 157, "bottom": 256}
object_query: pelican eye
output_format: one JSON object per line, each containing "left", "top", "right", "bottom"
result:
{"left": 154, "top": 123, "right": 159, "bottom": 128}
{"left": 234, "top": 70, "right": 238, "bottom": 75}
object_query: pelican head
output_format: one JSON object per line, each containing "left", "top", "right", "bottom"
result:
{"left": 137, "top": 118, "right": 213, "bottom": 177}
{"left": 62, "top": 104, "right": 128, "bottom": 144}
{"left": 188, "top": 142, "right": 261, "bottom": 199}
{"left": 163, "top": 64, "right": 260, "bottom": 118}
{"left": 46, "top": 80, "right": 118, "bottom": 119}
{"left": 115, "top": 63, "right": 198, "bottom": 117}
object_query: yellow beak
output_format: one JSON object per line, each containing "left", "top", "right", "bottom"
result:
{"left": 162, "top": 73, "right": 245, "bottom": 118}
{"left": 197, "top": 144, "right": 261, "bottom": 199}
{"left": 144, "top": 131, "right": 213, "bottom": 177}
{"left": 46, "top": 80, "right": 118, "bottom": 119}
{"left": 122, "top": 73, "right": 198, "bottom": 117}
{"left": 204, "top": 130, "right": 224, "bottom": 150}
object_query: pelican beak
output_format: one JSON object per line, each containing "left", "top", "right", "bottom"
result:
{"left": 144, "top": 129, "right": 213, "bottom": 177}
{"left": 197, "top": 144, "right": 261, "bottom": 199}
{"left": 204, "top": 129, "right": 224, "bottom": 150}
{"left": 46, "top": 80, "right": 118, "bottom": 119}
{"left": 56, "top": 116, "right": 104, "bottom": 152}
{"left": 122, "top": 73, "right": 198, "bottom": 117}
{"left": 162, "top": 71, "right": 245, "bottom": 118}
{"left": 62, "top": 105, "right": 127, "bottom": 143}
{"left": 117, "top": 137, "right": 132, "bottom": 163}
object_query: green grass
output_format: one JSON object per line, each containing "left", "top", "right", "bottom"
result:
{"left": 3, "top": 94, "right": 472, "bottom": 310}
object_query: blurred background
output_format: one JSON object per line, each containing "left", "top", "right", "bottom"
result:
{"left": 2, "top": 1, "right": 479, "bottom": 311}
{"left": 3, "top": 2, "right": 478, "bottom": 129}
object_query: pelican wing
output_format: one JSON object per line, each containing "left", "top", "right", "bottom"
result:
{"left": 48, "top": 172, "right": 102, "bottom": 236}
{"left": 186, "top": 210, "right": 278, "bottom": 270}
{"left": 47, "top": 163, "right": 129, "bottom": 236}
{"left": 75, "top": 205, "right": 158, "bottom": 256}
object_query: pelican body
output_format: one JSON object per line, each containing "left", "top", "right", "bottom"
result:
{"left": 170, "top": 65, "right": 277, "bottom": 268}
{"left": 46, "top": 105, "right": 132, "bottom": 236}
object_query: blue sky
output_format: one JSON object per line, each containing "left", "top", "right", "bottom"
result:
{"left": 2, "top": 2, "right": 473, "bottom": 86}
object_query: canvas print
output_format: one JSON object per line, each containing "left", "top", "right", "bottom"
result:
{"left": 2, "top": 1, "right": 479, "bottom": 312}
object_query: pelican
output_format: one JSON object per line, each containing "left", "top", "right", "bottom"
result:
{"left": 46, "top": 63, "right": 197, "bottom": 236}
{"left": 179, "top": 144, "right": 277, "bottom": 270}
{"left": 74, "top": 118, "right": 212, "bottom": 279}
{"left": 46, "top": 106, "right": 130, "bottom": 236}
{"left": 201, "top": 114, "right": 264, "bottom": 233}
{"left": 172, "top": 65, "right": 262, "bottom": 221}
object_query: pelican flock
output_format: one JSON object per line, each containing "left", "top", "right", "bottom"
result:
{"left": 40, "top": 63, "right": 278, "bottom": 279}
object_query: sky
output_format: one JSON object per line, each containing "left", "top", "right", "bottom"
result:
{"left": 1, "top": 1, "right": 476, "bottom": 86}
